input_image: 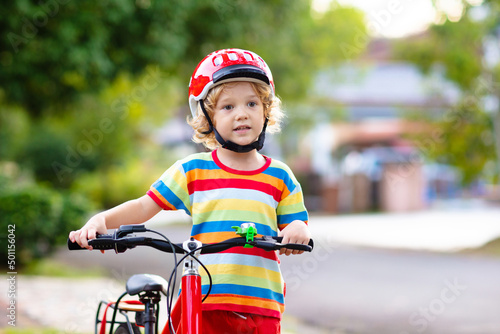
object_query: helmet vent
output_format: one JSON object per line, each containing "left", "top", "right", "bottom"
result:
{"left": 243, "top": 52, "right": 253, "bottom": 61}
{"left": 214, "top": 55, "right": 223, "bottom": 66}
{"left": 228, "top": 52, "right": 238, "bottom": 61}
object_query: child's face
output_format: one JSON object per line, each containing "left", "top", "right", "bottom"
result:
{"left": 213, "top": 82, "right": 265, "bottom": 148}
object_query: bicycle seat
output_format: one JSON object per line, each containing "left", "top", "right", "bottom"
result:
{"left": 126, "top": 274, "right": 169, "bottom": 296}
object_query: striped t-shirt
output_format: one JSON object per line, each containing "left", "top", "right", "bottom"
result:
{"left": 147, "top": 150, "right": 308, "bottom": 319}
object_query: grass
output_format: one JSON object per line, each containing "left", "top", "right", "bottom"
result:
{"left": 462, "top": 237, "right": 500, "bottom": 257}
{"left": 3, "top": 329, "right": 67, "bottom": 334}
{"left": 20, "top": 258, "right": 105, "bottom": 277}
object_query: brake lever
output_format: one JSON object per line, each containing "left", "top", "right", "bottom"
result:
{"left": 115, "top": 225, "right": 147, "bottom": 238}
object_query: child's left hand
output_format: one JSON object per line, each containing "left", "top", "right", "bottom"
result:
{"left": 278, "top": 220, "right": 311, "bottom": 256}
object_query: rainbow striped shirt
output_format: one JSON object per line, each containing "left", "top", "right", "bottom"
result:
{"left": 147, "top": 150, "right": 308, "bottom": 319}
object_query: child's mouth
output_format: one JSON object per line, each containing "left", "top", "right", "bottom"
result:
{"left": 234, "top": 125, "right": 251, "bottom": 132}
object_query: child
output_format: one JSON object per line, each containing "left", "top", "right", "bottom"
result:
{"left": 69, "top": 48, "right": 310, "bottom": 334}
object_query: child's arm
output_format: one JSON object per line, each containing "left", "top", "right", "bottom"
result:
{"left": 68, "top": 194, "right": 162, "bottom": 250}
{"left": 278, "top": 220, "right": 311, "bottom": 256}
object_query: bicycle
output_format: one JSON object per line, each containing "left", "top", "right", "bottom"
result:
{"left": 68, "top": 223, "right": 314, "bottom": 334}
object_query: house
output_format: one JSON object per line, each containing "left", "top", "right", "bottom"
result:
{"left": 303, "top": 40, "right": 461, "bottom": 213}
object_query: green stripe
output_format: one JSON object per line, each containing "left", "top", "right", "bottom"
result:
{"left": 201, "top": 274, "right": 283, "bottom": 293}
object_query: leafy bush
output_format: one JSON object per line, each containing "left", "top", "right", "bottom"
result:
{"left": 0, "top": 184, "right": 95, "bottom": 268}
{"left": 72, "top": 157, "right": 169, "bottom": 208}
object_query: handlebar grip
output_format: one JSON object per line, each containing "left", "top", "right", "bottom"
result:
{"left": 272, "top": 236, "right": 314, "bottom": 251}
{"left": 67, "top": 234, "right": 115, "bottom": 251}
{"left": 278, "top": 243, "right": 313, "bottom": 252}
{"left": 67, "top": 238, "right": 85, "bottom": 250}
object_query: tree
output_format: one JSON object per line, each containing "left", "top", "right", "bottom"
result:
{"left": 0, "top": 0, "right": 365, "bottom": 118}
{"left": 394, "top": 0, "right": 500, "bottom": 184}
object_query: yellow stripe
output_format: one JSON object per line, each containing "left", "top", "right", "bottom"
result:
{"left": 168, "top": 169, "right": 189, "bottom": 194}
{"left": 201, "top": 264, "right": 282, "bottom": 284}
{"left": 203, "top": 294, "right": 284, "bottom": 312}
{"left": 279, "top": 191, "right": 303, "bottom": 206}
{"left": 192, "top": 210, "right": 276, "bottom": 230}
{"left": 200, "top": 274, "right": 283, "bottom": 293}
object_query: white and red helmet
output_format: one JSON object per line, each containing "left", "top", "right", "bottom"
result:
{"left": 188, "top": 48, "right": 275, "bottom": 118}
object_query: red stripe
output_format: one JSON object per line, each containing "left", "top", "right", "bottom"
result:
{"left": 147, "top": 190, "right": 170, "bottom": 210}
{"left": 188, "top": 178, "right": 281, "bottom": 202}
{"left": 202, "top": 303, "right": 281, "bottom": 319}
{"left": 220, "top": 246, "right": 278, "bottom": 261}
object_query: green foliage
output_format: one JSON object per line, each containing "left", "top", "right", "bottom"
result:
{"left": 0, "top": 105, "right": 30, "bottom": 161}
{"left": 394, "top": 2, "right": 500, "bottom": 184}
{"left": 22, "top": 258, "right": 105, "bottom": 277}
{"left": 0, "top": 182, "right": 95, "bottom": 268}
{"left": 409, "top": 98, "right": 495, "bottom": 185}
{"left": 72, "top": 156, "right": 171, "bottom": 208}
{"left": 4, "top": 329, "right": 61, "bottom": 334}
{"left": 0, "top": 0, "right": 366, "bottom": 117}
{"left": 1, "top": 0, "right": 194, "bottom": 116}
{"left": 394, "top": 15, "right": 485, "bottom": 91}
{"left": 17, "top": 124, "right": 78, "bottom": 188}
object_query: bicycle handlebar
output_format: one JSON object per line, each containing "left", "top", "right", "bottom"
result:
{"left": 67, "top": 225, "right": 314, "bottom": 254}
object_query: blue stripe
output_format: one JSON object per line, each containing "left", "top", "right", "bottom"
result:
{"left": 277, "top": 212, "right": 308, "bottom": 226}
{"left": 192, "top": 221, "right": 276, "bottom": 237}
{"left": 153, "top": 180, "right": 190, "bottom": 214}
{"left": 202, "top": 284, "right": 284, "bottom": 304}
{"left": 264, "top": 166, "right": 298, "bottom": 194}
{"left": 182, "top": 158, "right": 219, "bottom": 173}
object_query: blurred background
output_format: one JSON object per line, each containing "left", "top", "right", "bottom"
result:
{"left": 1, "top": 0, "right": 500, "bottom": 333}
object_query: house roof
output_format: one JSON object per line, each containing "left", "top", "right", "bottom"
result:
{"left": 314, "top": 62, "right": 460, "bottom": 110}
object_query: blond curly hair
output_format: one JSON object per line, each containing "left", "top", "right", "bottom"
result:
{"left": 187, "top": 82, "right": 284, "bottom": 150}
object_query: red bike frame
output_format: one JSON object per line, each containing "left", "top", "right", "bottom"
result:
{"left": 162, "top": 238, "right": 204, "bottom": 334}
{"left": 181, "top": 274, "right": 202, "bottom": 333}
{"left": 162, "top": 273, "right": 202, "bottom": 334}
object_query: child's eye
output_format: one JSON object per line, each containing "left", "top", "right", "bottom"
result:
{"left": 248, "top": 101, "right": 257, "bottom": 107}
{"left": 223, "top": 105, "right": 233, "bottom": 111}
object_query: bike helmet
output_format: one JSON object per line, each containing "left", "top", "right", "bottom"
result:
{"left": 188, "top": 48, "right": 275, "bottom": 153}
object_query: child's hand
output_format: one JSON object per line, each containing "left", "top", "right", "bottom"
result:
{"left": 68, "top": 215, "right": 107, "bottom": 251}
{"left": 278, "top": 220, "right": 311, "bottom": 256}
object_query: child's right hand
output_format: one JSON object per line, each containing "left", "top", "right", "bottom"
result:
{"left": 68, "top": 215, "right": 108, "bottom": 250}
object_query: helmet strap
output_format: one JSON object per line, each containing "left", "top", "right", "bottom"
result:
{"left": 199, "top": 100, "right": 267, "bottom": 153}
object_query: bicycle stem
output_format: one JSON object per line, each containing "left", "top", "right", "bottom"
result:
{"left": 181, "top": 238, "right": 203, "bottom": 334}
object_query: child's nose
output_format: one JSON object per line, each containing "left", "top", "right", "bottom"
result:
{"left": 234, "top": 106, "right": 249, "bottom": 119}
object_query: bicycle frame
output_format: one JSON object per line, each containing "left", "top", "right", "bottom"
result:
{"left": 180, "top": 269, "right": 202, "bottom": 333}
{"left": 68, "top": 223, "right": 313, "bottom": 334}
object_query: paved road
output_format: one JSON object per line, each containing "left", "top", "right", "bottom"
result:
{"left": 55, "top": 222, "right": 500, "bottom": 334}
{"left": 281, "top": 242, "right": 500, "bottom": 334}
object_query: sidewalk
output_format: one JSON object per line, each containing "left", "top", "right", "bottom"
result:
{"left": 309, "top": 204, "right": 500, "bottom": 252}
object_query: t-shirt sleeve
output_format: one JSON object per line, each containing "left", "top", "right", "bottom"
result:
{"left": 147, "top": 160, "right": 192, "bottom": 215}
{"left": 276, "top": 167, "right": 308, "bottom": 230}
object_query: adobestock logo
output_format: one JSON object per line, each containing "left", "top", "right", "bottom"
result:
{"left": 282, "top": 236, "right": 336, "bottom": 292}
{"left": 401, "top": 278, "right": 467, "bottom": 334}
{"left": 7, "top": 0, "right": 71, "bottom": 53}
